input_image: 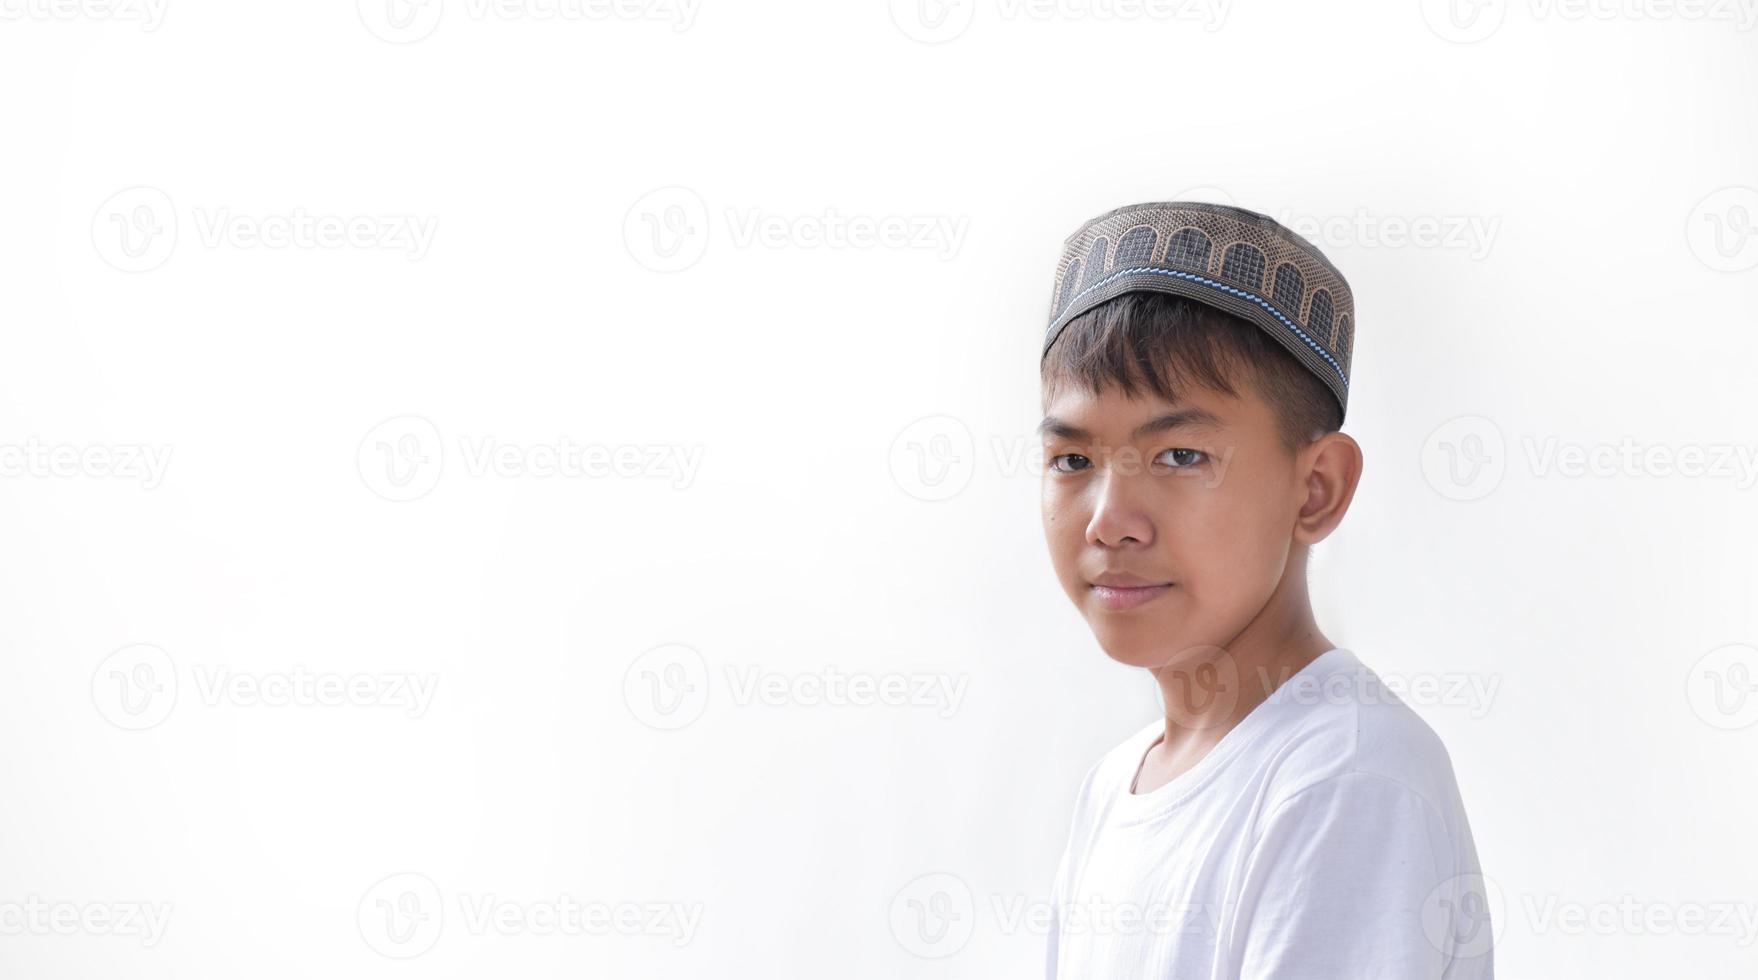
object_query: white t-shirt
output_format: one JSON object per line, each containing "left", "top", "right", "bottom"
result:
{"left": 1046, "top": 648, "right": 1494, "bottom": 979}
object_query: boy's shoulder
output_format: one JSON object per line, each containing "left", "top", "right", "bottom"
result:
{"left": 1250, "top": 647, "right": 1469, "bottom": 822}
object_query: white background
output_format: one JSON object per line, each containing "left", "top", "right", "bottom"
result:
{"left": 3, "top": 0, "right": 1757, "bottom": 976}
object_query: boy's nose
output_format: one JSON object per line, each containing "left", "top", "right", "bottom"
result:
{"left": 1086, "top": 466, "right": 1155, "bottom": 549}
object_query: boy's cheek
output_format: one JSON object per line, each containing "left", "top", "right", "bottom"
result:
{"left": 1039, "top": 490, "right": 1086, "bottom": 537}
{"left": 1039, "top": 503, "right": 1069, "bottom": 546}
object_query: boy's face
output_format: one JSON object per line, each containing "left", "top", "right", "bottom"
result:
{"left": 1038, "top": 375, "right": 1306, "bottom": 668}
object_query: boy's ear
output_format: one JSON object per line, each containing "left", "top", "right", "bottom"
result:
{"left": 1293, "top": 431, "right": 1363, "bottom": 545}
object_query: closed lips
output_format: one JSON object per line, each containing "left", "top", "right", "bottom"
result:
{"left": 1090, "top": 573, "right": 1173, "bottom": 588}
{"left": 1088, "top": 574, "right": 1175, "bottom": 611}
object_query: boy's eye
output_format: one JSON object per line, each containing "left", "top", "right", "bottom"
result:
{"left": 1049, "top": 453, "right": 1092, "bottom": 474}
{"left": 1158, "top": 448, "right": 1207, "bottom": 468}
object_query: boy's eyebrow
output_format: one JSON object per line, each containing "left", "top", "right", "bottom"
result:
{"left": 1037, "top": 407, "right": 1226, "bottom": 442}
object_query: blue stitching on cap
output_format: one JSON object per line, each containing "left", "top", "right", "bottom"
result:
{"left": 1059, "top": 265, "right": 1350, "bottom": 389}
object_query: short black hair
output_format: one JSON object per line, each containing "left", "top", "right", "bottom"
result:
{"left": 1040, "top": 291, "right": 1342, "bottom": 452}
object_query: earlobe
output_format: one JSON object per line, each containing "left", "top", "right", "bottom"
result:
{"left": 1294, "top": 433, "right": 1363, "bottom": 545}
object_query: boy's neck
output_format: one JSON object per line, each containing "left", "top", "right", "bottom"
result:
{"left": 1145, "top": 561, "right": 1333, "bottom": 759}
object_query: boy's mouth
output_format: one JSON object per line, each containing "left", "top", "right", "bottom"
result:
{"left": 1089, "top": 573, "right": 1174, "bottom": 612}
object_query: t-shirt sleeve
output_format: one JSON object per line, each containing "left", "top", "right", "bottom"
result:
{"left": 1229, "top": 770, "right": 1486, "bottom": 980}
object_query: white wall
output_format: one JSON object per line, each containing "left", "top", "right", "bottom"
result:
{"left": 3, "top": 1, "right": 1755, "bottom": 976}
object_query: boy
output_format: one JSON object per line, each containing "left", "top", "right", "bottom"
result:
{"left": 1039, "top": 202, "right": 1493, "bottom": 978}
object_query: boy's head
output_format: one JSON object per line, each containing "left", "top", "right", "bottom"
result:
{"left": 1037, "top": 202, "right": 1364, "bottom": 669}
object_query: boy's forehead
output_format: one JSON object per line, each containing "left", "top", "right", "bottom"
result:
{"left": 1039, "top": 385, "right": 1242, "bottom": 438}
{"left": 1043, "top": 373, "right": 1240, "bottom": 413}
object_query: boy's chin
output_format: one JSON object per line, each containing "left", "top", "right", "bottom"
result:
{"left": 1086, "top": 617, "right": 1229, "bottom": 671}
{"left": 1089, "top": 623, "right": 1181, "bottom": 669}
{"left": 1097, "top": 642, "right": 1177, "bottom": 670}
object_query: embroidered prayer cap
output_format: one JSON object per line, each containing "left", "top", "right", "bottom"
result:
{"left": 1043, "top": 201, "right": 1356, "bottom": 422}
